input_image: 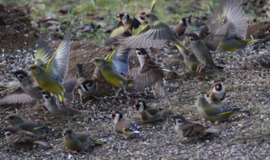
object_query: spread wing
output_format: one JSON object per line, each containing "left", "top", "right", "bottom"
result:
{"left": 121, "top": 22, "right": 177, "bottom": 48}
{"left": 105, "top": 45, "right": 131, "bottom": 75}
{"left": 45, "top": 32, "right": 71, "bottom": 82}
{"left": 34, "top": 39, "right": 54, "bottom": 70}
{"left": 0, "top": 87, "right": 33, "bottom": 104}
{"left": 150, "top": 0, "right": 156, "bottom": 13}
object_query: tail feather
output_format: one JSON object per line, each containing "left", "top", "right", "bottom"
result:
{"left": 76, "top": 64, "right": 84, "bottom": 78}
{"left": 33, "top": 141, "right": 51, "bottom": 148}
{"left": 205, "top": 125, "right": 222, "bottom": 134}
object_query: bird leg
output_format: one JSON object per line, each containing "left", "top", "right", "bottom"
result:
{"left": 112, "top": 86, "right": 121, "bottom": 104}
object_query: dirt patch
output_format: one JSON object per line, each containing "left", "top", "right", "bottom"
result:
{"left": 247, "top": 21, "right": 270, "bottom": 39}
{"left": 0, "top": 4, "right": 39, "bottom": 53}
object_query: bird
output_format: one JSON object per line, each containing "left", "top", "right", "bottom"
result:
{"left": 104, "top": 12, "right": 141, "bottom": 46}
{"left": 128, "top": 48, "right": 165, "bottom": 96}
{"left": 186, "top": 33, "right": 222, "bottom": 73}
{"left": 63, "top": 129, "right": 102, "bottom": 152}
{"left": 5, "top": 115, "right": 52, "bottom": 135}
{"left": 171, "top": 114, "right": 221, "bottom": 140}
{"left": 173, "top": 15, "right": 192, "bottom": 41}
{"left": 120, "top": 13, "right": 185, "bottom": 49}
{"left": 0, "top": 70, "right": 42, "bottom": 105}
{"left": 205, "top": 82, "right": 226, "bottom": 104}
{"left": 76, "top": 64, "right": 97, "bottom": 105}
{"left": 4, "top": 127, "right": 50, "bottom": 150}
{"left": 137, "top": 0, "right": 157, "bottom": 26}
{"left": 201, "top": 0, "right": 257, "bottom": 52}
{"left": 134, "top": 101, "right": 166, "bottom": 123}
{"left": 112, "top": 112, "right": 142, "bottom": 137}
{"left": 175, "top": 42, "right": 215, "bottom": 75}
{"left": 93, "top": 45, "right": 132, "bottom": 103}
{"left": 195, "top": 95, "right": 250, "bottom": 123}
{"left": 29, "top": 32, "right": 71, "bottom": 103}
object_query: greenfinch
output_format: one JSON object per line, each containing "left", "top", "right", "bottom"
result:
{"left": 195, "top": 95, "right": 250, "bottom": 123}
{"left": 5, "top": 115, "right": 52, "bottom": 135}
{"left": 134, "top": 101, "right": 166, "bottom": 123}
{"left": 29, "top": 32, "right": 71, "bottom": 103}
{"left": 63, "top": 129, "right": 102, "bottom": 152}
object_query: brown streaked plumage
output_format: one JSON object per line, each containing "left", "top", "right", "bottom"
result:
{"left": 205, "top": 82, "right": 226, "bottom": 104}
{"left": 135, "top": 101, "right": 166, "bottom": 123}
{"left": 172, "top": 114, "right": 221, "bottom": 139}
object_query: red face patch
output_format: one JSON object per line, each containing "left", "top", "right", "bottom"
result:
{"left": 215, "top": 82, "right": 221, "bottom": 86}
{"left": 112, "top": 112, "right": 116, "bottom": 119}
{"left": 140, "top": 11, "right": 146, "bottom": 15}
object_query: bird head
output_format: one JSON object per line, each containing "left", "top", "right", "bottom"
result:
{"left": 81, "top": 80, "right": 94, "bottom": 91}
{"left": 139, "top": 11, "right": 146, "bottom": 20}
{"left": 63, "top": 129, "right": 74, "bottom": 138}
{"left": 181, "top": 15, "right": 192, "bottom": 26}
{"left": 214, "top": 82, "right": 223, "bottom": 91}
{"left": 4, "top": 127, "right": 17, "bottom": 140}
{"left": 143, "top": 13, "right": 159, "bottom": 25}
{"left": 29, "top": 64, "right": 44, "bottom": 76}
{"left": 40, "top": 90, "right": 52, "bottom": 101}
{"left": 171, "top": 114, "right": 186, "bottom": 126}
{"left": 12, "top": 70, "right": 29, "bottom": 82}
{"left": 6, "top": 115, "right": 23, "bottom": 126}
{"left": 93, "top": 58, "right": 108, "bottom": 69}
{"left": 135, "top": 101, "right": 146, "bottom": 112}
{"left": 187, "top": 33, "right": 200, "bottom": 44}
{"left": 112, "top": 112, "right": 123, "bottom": 123}
{"left": 116, "top": 12, "right": 125, "bottom": 20}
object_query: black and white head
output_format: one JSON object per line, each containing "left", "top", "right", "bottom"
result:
{"left": 172, "top": 114, "right": 186, "bottom": 126}
{"left": 81, "top": 80, "right": 94, "bottom": 91}
{"left": 12, "top": 70, "right": 29, "bottom": 82}
{"left": 181, "top": 15, "right": 192, "bottom": 26}
{"left": 40, "top": 90, "right": 52, "bottom": 101}
{"left": 122, "top": 12, "right": 130, "bottom": 23}
{"left": 187, "top": 33, "right": 200, "bottom": 44}
{"left": 112, "top": 112, "right": 123, "bottom": 124}
{"left": 135, "top": 101, "right": 146, "bottom": 112}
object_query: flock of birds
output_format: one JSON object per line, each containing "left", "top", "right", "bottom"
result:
{"left": 1, "top": 0, "right": 262, "bottom": 152}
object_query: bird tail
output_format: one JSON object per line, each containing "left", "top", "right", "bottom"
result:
{"left": 34, "top": 141, "right": 52, "bottom": 148}
{"left": 247, "top": 39, "right": 258, "bottom": 44}
{"left": 63, "top": 77, "right": 77, "bottom": 103}
{"left": 76, "top": 64, "right": 84, "bottom": 78}
{"left": 150, "top": 0, "right": 156, "bottom": 13}
{"left": 87, "top": 136, "right": 102, "bottom": 145}
{"left": 205, "top": 125, "right": 222, "bottom": 134}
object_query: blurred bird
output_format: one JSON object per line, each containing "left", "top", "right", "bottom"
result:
{"left": 94, "top": 45, "right": 132, "bottom": 103}
{"left": 137, "top": 0, "right": 157, "bottom": 26}
{"left": 104, "top": 12, "right": 141, "bottom": 46}
{"left": 134, "top": 101, "right": 166, "bottom": 123}
{"left": 205, "top": 82, "right": 226, "bottom": 104}
{"left": 173, "top": 15, "right": 192, "bottom": 41}
{"left": 4, "top": 127, "right": 50, "bottom": 150}
{"left": 112, "top": 112, "right": 142, "bottom": 137}
{"left": 0, "top": 70, "right": 42, "bottom": 105}
{"left": 172, "top": 114, "right": 221, "bottom": 139}
{"left": 120, "top": 13, "right": 185, "bottom": 49}
{"left": 63, "top": 129, "right": 102, "bottom": 152}
{"left": 201, "top": 0, "right": 257, "bottom": 52}
{"left": 76, "top": 64, "right": 97, "bottom": 105}
{"left": 187, "top": 33, "right": 223, "bottom": 73}
{"left": 195, "top": 95, "right": 250, "bottom": 123}
{"left": 5, "top": 115, "right": 52, "bottom": 135}
{"left": 30, "top": 32, "right": 71, "bottom": 103}
{"left": 175, "top": 42, "right": 215, "bottom": 75}
{"left": 128, "top": 48, "right": 165, "bottom": 96}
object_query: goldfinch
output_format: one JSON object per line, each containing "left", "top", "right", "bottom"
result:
{"left": 205, "top": 82, "right": 226, "bottom": 104}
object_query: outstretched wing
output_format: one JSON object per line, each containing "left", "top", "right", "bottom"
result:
{"left": 45, "top": 32, "right": 71, "bottom": 82}
{"left": 0, "top": 87, "right": 33, "bottom": 104}
{"left": 34, "top": 39, "right": 54, "bottom": 70}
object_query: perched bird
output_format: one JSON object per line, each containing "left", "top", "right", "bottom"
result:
{"left": 104, "top": 12, "right": 141, "bottom": 46}
{"left": 63, "top": 129, "right": 102, "bottom": 152}
{"left": 76, "top": 64, "right": 97, "bottom": 105}
{"left": 134, "top": 101, "right": 166, "bottom": 123}
{"left": 205, "top": 82, "right": 226, "bottom": 104}
{"left": 112, "top": 112, "right": 142, "bottom": 136}
{"left": 5, "top": 115, "right": 51, "bottom": 135}
{"left": 201, "top": 0, "right": 257, "bottom": 52}
{"left": 41, "top": 90, "right": 79, "bottom": 119}
{"left": 195, "top": 95, "right": 250, "bottom": 123}
{"left": 30, "top": 32, "right": 71, "bottom": 103}
{"left": 4, "top": 127, "right": 50, "bottom": 150}
{"left": 175, "top": 42, "right": 215, "bottom": 75}
{"left": 173, "top": 15, "right": 192, "bottom": 41}
{"left": 128, "top": 48, "right": 165, "bottom": 96}
{"left": 187, "top": 33, "right": 222, "bottom": 73}
{"left": 120, "top": 13, "right": 185, "bottom": 49}
{"left": 172, "top": 114, "right": 221, "bottom": 139}
{"left": 0, "top": 70, "right": 42, "bottom": 105}
{"left": 94, "top": 45, "right": 132, "bottom": 102}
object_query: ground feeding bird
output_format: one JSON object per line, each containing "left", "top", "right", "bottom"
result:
{"left": 128, "top": 48, "right": 165, "bottom": 96}
{"left": 134, "top": 101, "right": 166, "bottom": 123}
{"left": 94, "top": 45, "right": 132, "bottom": 103}
{"left": 205, "top": 82, "right": 226, "bottom": 104}
{"left": 201, "top": 0, "right": 257, "bottom": 52}
{"left": 0, "top": 70, "right": 42, "bottom": 105}
{"left": 195, "top": 95, "right": 250, "bottom": 123}
{"left": 63, "top": 129, "right": 102, "bottom": 152}
{"left": 76, "top": 64, "right": 97, "bottom": 105}
{"left": 172, "top": 114, "right": 221, "bottom": 140}
{"left": 112, "top": 112, "right": 142, "bottom": 137}
{"left": 4, "top": 127, "right": 50, "bottom": 150}
{"left": 29, "top": 32, "right": 71, "bottom": 103}
{"left": 173, "top": 15, "right": 192, "bottom": 41}
{"left": 5, "top": 115, "right": 52, "bottom": 135}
